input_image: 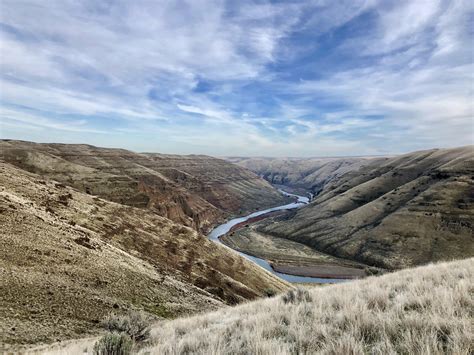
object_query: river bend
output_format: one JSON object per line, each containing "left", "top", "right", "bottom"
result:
{"left": 208, "top": 192, "right": 346, "bottom": 284}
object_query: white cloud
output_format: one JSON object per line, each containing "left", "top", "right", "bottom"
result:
{"left": 0, "top": 0, "right": 472, "bottom": 156}
{"left": 0, "top": 107, "right": 109, "bottom": 133}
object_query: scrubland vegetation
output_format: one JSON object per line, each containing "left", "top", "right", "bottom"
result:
{"left": 140, "top": 258, "right": 473, "bottom": 354}
{"left": 93, "top": 311, "right": 151, "bottom": 354}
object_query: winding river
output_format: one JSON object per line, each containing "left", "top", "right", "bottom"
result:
{"left": 208, "top": 191, "right": 346, "bottom": 284}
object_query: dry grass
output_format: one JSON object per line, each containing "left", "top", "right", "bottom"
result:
{"left": 141, "top": 258, "right": 473, "bottom": 354}
{"left": 0, "top": 162, "right": 289, "bottom": 349}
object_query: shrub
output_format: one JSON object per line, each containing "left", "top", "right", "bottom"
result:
{"left": 102, "top": 311, "right": 151, "bottom": 343}
{"left": 93, "top": 332, "right": 133, "bottom": 355}
{"left": 282, "top": 287, "right": 312, "bottom": 304}
{"left": 264, "top": 288, "right": 277, "bottom": 297}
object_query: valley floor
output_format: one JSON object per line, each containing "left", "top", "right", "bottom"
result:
{"left": 220, "top": 217, "right": 370, "bottom": 279}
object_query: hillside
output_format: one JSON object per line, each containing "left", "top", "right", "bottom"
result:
{"left": 143, "top": 258, "right": 473, "bottom": 354}
{"left": 254, "top": 147, "right": 474, "bottom": 270}
{"left": 228, "top": 156, "right": 383, "bottom": 195}
{"left": 0, "top": 140, "right": 289, "bottom": 233}
{"left": 0, "top": 162, "right": 289, "bottom": 349}
{"left": 45, "top": 258, "right": 473, "bottom": 354}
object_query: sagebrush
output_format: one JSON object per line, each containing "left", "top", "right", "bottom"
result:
{"left": 102, "top": 311, "right": 151, "bottom": 342}
{"left": 93, "top": 332, "right": 133, "bottom": 355}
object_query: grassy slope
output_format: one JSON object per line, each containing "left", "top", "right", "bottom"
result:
{"left": 0, "top": 162, "right": 289, "bottom": 349}
{"left": 261, "top": 146, "right": 474, "bottom": 269}
{"left": 142, "top": 258, "right": 473, "bottom": 355}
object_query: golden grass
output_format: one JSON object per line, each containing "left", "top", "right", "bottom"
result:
{"left": 141, "top": 258, "right": 473, "bottom": 354}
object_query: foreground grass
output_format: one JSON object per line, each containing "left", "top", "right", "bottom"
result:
{"left": 142, "top": 258, "right": 473, "bottom": 354}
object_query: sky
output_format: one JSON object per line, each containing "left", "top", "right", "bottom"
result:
{"left": 0, "top": 0, "right": 473, "bottom": 157}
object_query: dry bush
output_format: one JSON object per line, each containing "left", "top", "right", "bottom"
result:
{"left": 139, "top": 258, "right": 473, "bottom": 355}
{"left": 93, "top": 332, "right": 133, "bottom": 355}
{"left": 102, "top": 311, "right": 151, "bottom": 343}
{"left": 282, "top": 287, "right": 312, "bottom": 304}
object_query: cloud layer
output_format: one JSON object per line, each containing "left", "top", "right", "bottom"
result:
{"left": 1, "top": 0, "right": 472, "bottom": 156}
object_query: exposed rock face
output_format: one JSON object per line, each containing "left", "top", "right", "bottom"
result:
{"left": 228, "top": 156, "right": 381, "bottom": 195}
{"left": 0, "top": 161, "right": 289, "bottom": 347}
{"left": 0, "top": 140, "right": 288, "bottom": 233}
{"left": 254, "top": 147, "right": 474, "bottom": 269}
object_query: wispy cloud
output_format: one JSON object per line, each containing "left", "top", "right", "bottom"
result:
{"left": 0, "top": 0, "right": 472, "bottom": 156}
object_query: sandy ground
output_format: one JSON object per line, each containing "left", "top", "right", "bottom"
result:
{"left": 271, "top": 263, "right": 366, "bottom": 279}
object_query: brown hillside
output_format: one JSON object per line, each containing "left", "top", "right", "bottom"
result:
{"left": 0, "top": 140, "right": 288, "bottom": 233}
{"left": 0, "top": 162, "right": 289, "bottom": 349}
{"left": 259, "top": 146, "right": 474, "bottom": 269}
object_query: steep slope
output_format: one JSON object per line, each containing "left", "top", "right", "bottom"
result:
{"left": 228, "top": 156, "right": 383, "bottom": 194}
{"left": 259, "top": 146, "right": 474, "bottom": 269}
{"left": 0, "top": 140, "right": 288, "bottom": 233}
{"left": 0, "top": 162, "right": 289, "bottom": 349}
{"left": 51, "top": 258, "right": 472, "bottom": 354}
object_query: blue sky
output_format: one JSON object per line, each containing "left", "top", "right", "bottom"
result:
{"left": 0, "top": 0, "right": 473, "bottom": 156}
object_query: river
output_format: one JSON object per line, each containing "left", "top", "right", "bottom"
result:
{"left": 208, "top": 191, "right": 346, "bottom": 284}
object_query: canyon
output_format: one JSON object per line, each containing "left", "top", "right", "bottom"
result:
{"left": 1, "top": 140, "right": 289, "bottom": 234}
{"left": 1, "top": 140, "right": 473, "bottom": 352}
{"left": 228, "top": 146, "right": 474, "bottom": 271}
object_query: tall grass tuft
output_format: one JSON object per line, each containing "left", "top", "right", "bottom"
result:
{"left": 282, "top": 287, "right": 312, "bottom": 304}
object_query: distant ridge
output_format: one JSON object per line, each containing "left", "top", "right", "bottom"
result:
{"left": 0, "top": 140, "right": 289, "bottom": 233}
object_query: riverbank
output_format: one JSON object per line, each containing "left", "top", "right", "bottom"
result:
{"left": 208, "top": 189, "right": 368, "bottom": 283}
{"left": 271, "top": 263, "right": 366, "bottom": 279}
{"left": 220, "top": 222, "right": 368, "bottom": 280}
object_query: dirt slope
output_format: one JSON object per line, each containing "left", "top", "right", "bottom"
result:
{"left": 1, "top": 140, "right": 288, "bottom": 233}
{"left": 0, "top": 162, "right": 289, "bottom": 349}
{"left": 260, "top": 146, "right": 474, "bottom": 269}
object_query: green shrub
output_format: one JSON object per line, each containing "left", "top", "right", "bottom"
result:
{"left": 93, "top": 332, "right": 133, "bottom": 355}
{"left": 102, "top": 311, "right": 151, "bottom": 343}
